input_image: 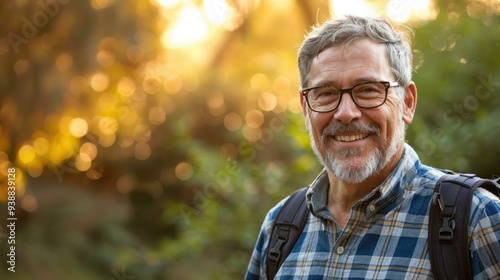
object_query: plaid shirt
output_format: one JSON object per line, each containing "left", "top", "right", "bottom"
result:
{"left": 245, "top": 144, "right": 500, "bottom": 279}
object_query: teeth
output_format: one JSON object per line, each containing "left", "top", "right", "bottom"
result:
{"left": 335, "top": 134, "right": 368, "bottom": 142}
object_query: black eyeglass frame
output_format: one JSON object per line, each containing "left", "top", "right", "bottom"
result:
{"left": 300, "top": 81, "right": 400, "bottom": 113}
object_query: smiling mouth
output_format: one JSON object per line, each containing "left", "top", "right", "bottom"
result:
{"left": 334, "top": 134, "right": 369, "bottom": 142}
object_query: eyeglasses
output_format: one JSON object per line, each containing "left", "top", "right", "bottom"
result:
{"left": 301, "top": 81, "right": 399, "bottom": 113}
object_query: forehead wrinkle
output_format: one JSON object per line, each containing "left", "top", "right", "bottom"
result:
{"left": 309, "top": 60, "right": 383, "bottom": 88}
{"left": 309, "top": 40, "right": 392, "bottom": 88}
{"left": 311, "top": 75, "right": 382, "bottom": 89}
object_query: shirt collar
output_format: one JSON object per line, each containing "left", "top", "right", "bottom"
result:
{"left": 306, "top": 143, "right": 420, "bottom": 218}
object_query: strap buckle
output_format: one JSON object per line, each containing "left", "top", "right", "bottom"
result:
{"left": 438, "top": 216, "right": 456, "bottom": 242}
{"left": 438, "top": 204, "right": 456, "bottom": 243}
{"left": 433, "top": 191, "right": 457, "bottom": 243}
{"left": 268, "top": 226, "right": 290, "bottom": 264}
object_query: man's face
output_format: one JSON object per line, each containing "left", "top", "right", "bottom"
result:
{"left": 301, "top": 38, "right": 416, "bottom": 184}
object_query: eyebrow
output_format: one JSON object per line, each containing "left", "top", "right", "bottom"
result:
{"left": 308, "top": 76, "right": 382, "bottom": 89}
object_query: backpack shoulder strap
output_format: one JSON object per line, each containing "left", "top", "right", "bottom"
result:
{"left": 429, "top": 173, "right": 500, "bottom": 280}
{"left": 266, "top": 186, "right": 309, "bottom": 280}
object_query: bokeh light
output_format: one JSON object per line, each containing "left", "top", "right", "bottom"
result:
{"left": 242, "top": 126, "right": 262, "bottom": 142}
{"left": 117, "top": 77, "right": 136, "bottom": 97}
{"left": 98, "top": 116, "right": 118, "bottom": 136}
{"left": 162, "top": 5, "right": 209, "bottom": 48}
{"left": 99, "top": 134, "right": 116, "bottom": 147}
{"left": 75, "top": 154, "right": 92, "bottom": 171}
{"left": 258, "top": 92, "right": 278, "bottom": 111}
{"left": 33, "top": 137, "right": 50, "bottom": 156}
{"left": 69, "top": 118, "right": 89, "bottom": 138}
{"left": 19, "top": 145, "right": 36, "bottom": 165}
{"left": 250, "top": 73, "right": 270, "bottom": 91}
{"left": 90, "top": 72, "right": 110, "bottom": 92}
{"left": 148, "top": 107, "right": 166, "bottom": 125}
{"left": 245, "top": 110, "right": 265, "bottom": 128}
{"left": 80, "top": 142, "right": 98, "bottom": 160}
{"left": 21, "top": 194, "right": 38, "bottom": 212}
{"left": 224, "top": 112, "right": 243, "bottom": 131}
{"left": 175, "top": 162, "right": 193, "bottom": 180}
{"left": 27, "top": 159, "right": 43, "bottom": 177}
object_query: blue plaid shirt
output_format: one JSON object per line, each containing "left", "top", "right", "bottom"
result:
{"left": 245, "top": 144, "right": 500, "bottom": 279}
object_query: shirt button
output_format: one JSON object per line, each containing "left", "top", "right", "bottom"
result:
{"left": 369, "top": 204, "right": 376, "bottom": 212}
{"left": 336, "top": 246, "right": 345, "bottom": 255}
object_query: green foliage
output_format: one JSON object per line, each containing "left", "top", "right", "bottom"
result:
{"left": 408, "top": 0, "right": 500, "bottom": 177}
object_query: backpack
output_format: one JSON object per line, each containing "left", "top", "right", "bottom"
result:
{"left": 266, "top": 173, "right": 500, "bottom": 280}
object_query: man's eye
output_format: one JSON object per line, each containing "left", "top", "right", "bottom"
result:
{"left": 356, "top": 83, "right": 384, "bottom": 94}
{"left": 316, "top": 90, "right": 338, "bottom": 98}
{"left": 319, "top": 91, "right": 334, "bottom": 96}
{"left": 357, "top": 86, "right": 378, "bottom": 93}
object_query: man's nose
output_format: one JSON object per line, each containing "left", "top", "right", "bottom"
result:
{"left": 333, "top": 93, "right": 362, "bottom": 124}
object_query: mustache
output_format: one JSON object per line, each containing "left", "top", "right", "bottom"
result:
{"left": 322, "top": 122, "right": 380, "bottom": 136}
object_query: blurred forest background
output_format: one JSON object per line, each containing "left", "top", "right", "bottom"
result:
{"left": 0, "top": 0, "right": 498, "bottom": 279}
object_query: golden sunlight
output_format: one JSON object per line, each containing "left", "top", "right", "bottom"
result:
{"left": 331, "top": 0, "right": 377, "bottom": 18}
{"left": 203, "top": 0, "right": 244, "bottom": 31}
{"left": 385, "top": 0, "right": 435, "bottom": 22}
{"left": 161, "top": 4, "right": 210, "bottom": 49}
{"left": 154, "top": 0, "right": 180, "bottom": 8}
{"left": 331, "top": 0, "right": 435, "bottom": 22}
{"left": 204, "top": 0, "right": 230, "bottom": 25}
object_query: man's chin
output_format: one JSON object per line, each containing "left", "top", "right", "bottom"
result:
{"left": 324, "top": 152, "right": 382, "bottom": 183}
{"left": 329, "top": 153, "right": 371, "bottom": 166}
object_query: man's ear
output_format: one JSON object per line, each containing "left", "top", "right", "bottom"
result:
{"left": 299, "top": 90, "right": 311, "bottom": 129}
{"left": 300, "top": 90, "right": 308, "bottom": 117}
{"left": 402, "top": 82, "right": 417, "bottom": 124}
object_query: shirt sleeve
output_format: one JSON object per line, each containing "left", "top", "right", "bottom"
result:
{"left": 470, "top": 189, "right": 500, "bottom": 279}
{"left": 245, "top": 198, "right": 287, "bottom": 280}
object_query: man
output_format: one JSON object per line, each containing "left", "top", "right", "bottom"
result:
{"left": 245, "top": 15, "right": 500, "bottom": 279}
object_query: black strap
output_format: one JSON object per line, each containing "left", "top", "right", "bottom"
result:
{"left": 429, "top": 173, "right": 500, "bottom": 280}
{"left": 266, "top": 187, "right": 309, "bottom": 280}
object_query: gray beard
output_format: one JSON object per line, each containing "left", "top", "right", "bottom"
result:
{"left": 307, "top": 120, "right": 404, "bottom": 184}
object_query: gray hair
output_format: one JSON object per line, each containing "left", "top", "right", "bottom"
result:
{"left": 298, "top": 15, "right": 413, "bottom": 89}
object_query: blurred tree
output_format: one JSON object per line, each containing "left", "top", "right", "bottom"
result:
{"left": 408, "top": 0, "right": 500, "bottom": 177}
